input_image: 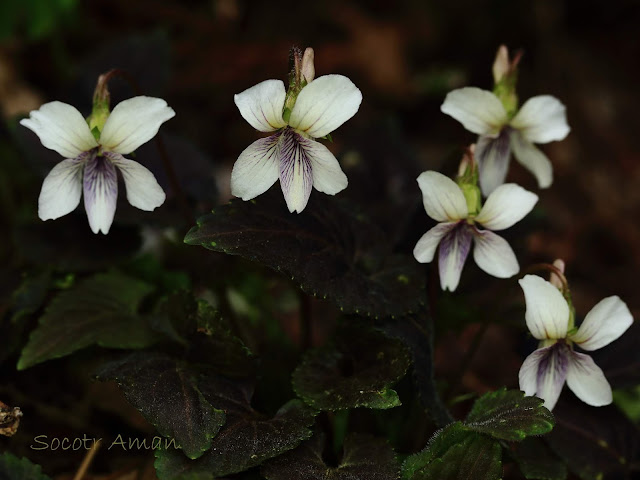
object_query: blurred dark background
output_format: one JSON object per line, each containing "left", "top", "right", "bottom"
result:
{"left": 0, "top": 0, "right": 639, "bottom": 477}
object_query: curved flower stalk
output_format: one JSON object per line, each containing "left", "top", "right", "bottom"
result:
{"left": 518, "top": 274, "right": 633, "bottom": 410}
{"left": 21, "top": 97, "right": 174, "bottom": 234}
{"left": 231, "top": 48, "right": 362, "bottom": 213}
{"left": 413, "top": 170, "right": 538, "bottom": 291}
{"left": 440, "top": 47, "right": 570, "bottom": 195}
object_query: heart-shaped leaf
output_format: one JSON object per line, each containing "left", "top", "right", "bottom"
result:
{"left": 292, "top": 325, "right": 411, "bottom": 410}
{"left": 155, "top": 374, "right": 317, "bottom": 479}
{"left": 184, "top": 191, "right": 425, "bottom": 317}
{"left": 18, "top": 271, "right": 157, "bottom": 370}
{"left": 464, "top": 388, "right": 555, "bottom": 441}
{"left": 95, "top": 351, "right": 225, "bottom": 460}
{"left": 262, "top": 432, "right": 399, "bottom": 479}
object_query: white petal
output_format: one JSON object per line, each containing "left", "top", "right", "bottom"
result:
{"left": 231, "top": 133, "right": 282, "bottom": 201}
{"left": 438, "top": 225, "right": 473, "bottom": 291}
{"left": 519, "top": 275, "right": 570, "bottom": 340}
{"left": 100, "top": 96, "right": 175, "bottom": 155}
{"left": 440, "top": 87, "right": 508, "bottom": 136}
{"left": 566, "top": 351, "right": 612, "bottom": 407}
{"left": 475, "top": 183, "right": 538, "bottom": 231}
{"left": 279, "top": 130, "right": 314, "bottom": 213}
{"left": 472, "top": 229, "right": 519, "bottom": 278}
{"left": 510, "top": 130, "right": 553, "bottom": 189}
{"left": 106, "top": 153, "right": 166, "bottom": 211}
{"left": 510, "top": 95, "right": 570, "bottom": 144}
{"left": 476, "top": 131, "right": 511, "bottom": 196}
{"left": 570, "top": 296, "right": 633, "bottom": 351}
{"left": 234, "top": 80, "right": 287, "bottom": 133}
{"left": 288, "top": 74, "right": 362, "bottom": 139}
{"left": 20, "top": 101, "right": 97, "bottom": 158}
{"left": 293, "top": 136, "right": 348, "bottom": 195}
{"left": 38, "top": 157, "right": 85, "bottom": 221}
{"left": 519, "top": 344, "right": 570, "bottom": 411}
{"left": 83, "top": 156, "right": 118, "bottom": 234}
{"left": 416, "top": 171, "right": 468, "bottom": 222}
{"left": 413, "top": 222, "right": 458, "bottom": 264}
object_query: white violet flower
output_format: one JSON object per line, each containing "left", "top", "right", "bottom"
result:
{"left": 518, "top": 274, "right": 633, "bottom": 410}
{"left": 231, "top": 74, "right": 362, "bottom": 213}
{"left": 21, "top": 97, "right": 174, "bottom": 234}
{"left": 413, "top": 171, "right": 538, "bottom": 291}
{"left": 441, "top": 87, "right": 570, "bottom": 195}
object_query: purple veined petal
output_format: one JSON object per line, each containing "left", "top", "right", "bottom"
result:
{"left": 476, "top": 129, "right": 512, "bottom": 196}
{"left": 569, "top": 296, "right": 633, "bottom": 351}
{"left": 234, "top": 80, "right": 287, "bottom": 133}
{"left": 472, "top": 228, "right": 519, "bottom": 278}
{"left": 100, "top": 97, "right": 176, "bottom": 155}
{"left": 279, "top": 129, "right": 314, "bottom": 213}
{"left": 105, "top": 152, "right": 166, "bottom": 211}
{"left": 518, "top": 275, "right": 570, "bottom": 340}
{"left": 292, "top": 135, "right": 348, "bottom": 195}
{"left": 475, "top": 183, "right": 538, "bottom": 231}
{"left": 519, "top": 342, "right": 570, "bottom": 411}
{"left": 413, "top": 222, "right": 459, "bottom": 264}
{"left": 438, "top": 224, "right": 473, "bottom": 291}
{"left": 510, "top": 95, "right": 570, "bottom": 144}
{"left": 20, "top": 101, "right": 98, "bottom": 158}
{"left": 440, "top": 87, "right": 508, "bottom": 136}
{"left": 510, "top": 130, "right": 553, "bottom": 189}
{"left": 566, "top": 350, "right": 612, "bottom": 407}
{"left": 83, "top": 154, "right": 118, "bottom": 234}
{"left": 231, "top": 132, "right": 283, "bottom": 201}
{"left": 38, "top": 155, "right": 88, "bottom": 221}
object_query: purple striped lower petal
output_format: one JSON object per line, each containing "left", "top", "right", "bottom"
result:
{"left": 83, "top": 154, "right": 118, "bottom": 234}
{"left": 279, "top": 128, "right": 314, "bottom": 213}
{"left": 438, "top": 223, "right": 472, "bottom": 291}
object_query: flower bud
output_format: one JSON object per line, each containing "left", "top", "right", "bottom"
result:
{"left": 87, "top": 72, "right": 112, "bottom": 136}
{"left": 301, "top": 47, "right": 315, "bottom": 84}
{"left": 492, "top": 45, "right": 510, "bottom": 84}
{"left": 549, "top": 258, "right": 566, "bottom": 289}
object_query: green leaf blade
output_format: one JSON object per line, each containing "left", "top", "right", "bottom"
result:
{"left": 262, "top": 432, "right": 399, "bottom": 480}
{"left": 464, "top": 388, "right": 555, "bottom": 441}
{"left": 184, "top": 192, "right": 424, "bottom": 317}
{"left": 95, "top": 352, "right": 226, "bottom": 460}
{"left": 292, "top": 325, "right": 411, "bottom": 411}
{"left": 18, "top": 271, "right": 157, "bottom": 370}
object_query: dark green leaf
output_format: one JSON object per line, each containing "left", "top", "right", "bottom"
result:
{"left": 375, "top": 313, "right": 453, "bottom": 427}
{"left": 151, "top": 292, "right": 255, "bottom": 377}
{"left": 464, "top": 388, "right": 555, "bottom": 441}
{"left": 413, "top": 434, "right": 502, "bottom": 480}
{"left": 18, "top": 271, "right": 157, "bottom": 370}
{"left": 155, "top": 374, "right": 316, "bottom": 479}
{"left": 95, "top": 351, "right": 225, "bottom": 460}
{"left": 184, "top": 191, "right": 425, "bottom": 317}
{"left": 401, "top": 423, "right": 472, "bottom": 480}
{"left": 262, "top": 432, "right": 399, "bottom": 480}
{"left": 546, "top": 396, "right": 640, "bottom": 480}
{"left": 509, "top": 437, "right": 567, "bottom": 480}
{"left": 0, "top": 452, "right": 51, "bottom": 480}
{"left": 292, "top": 325, "right": 411, "bottom": 410}
{"left": 10, "top": 270, "right": 51, "bottom": 323}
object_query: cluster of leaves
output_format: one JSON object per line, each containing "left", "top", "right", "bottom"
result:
{"left": 2, "top": 176, "right": 639, "bottom": 480}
